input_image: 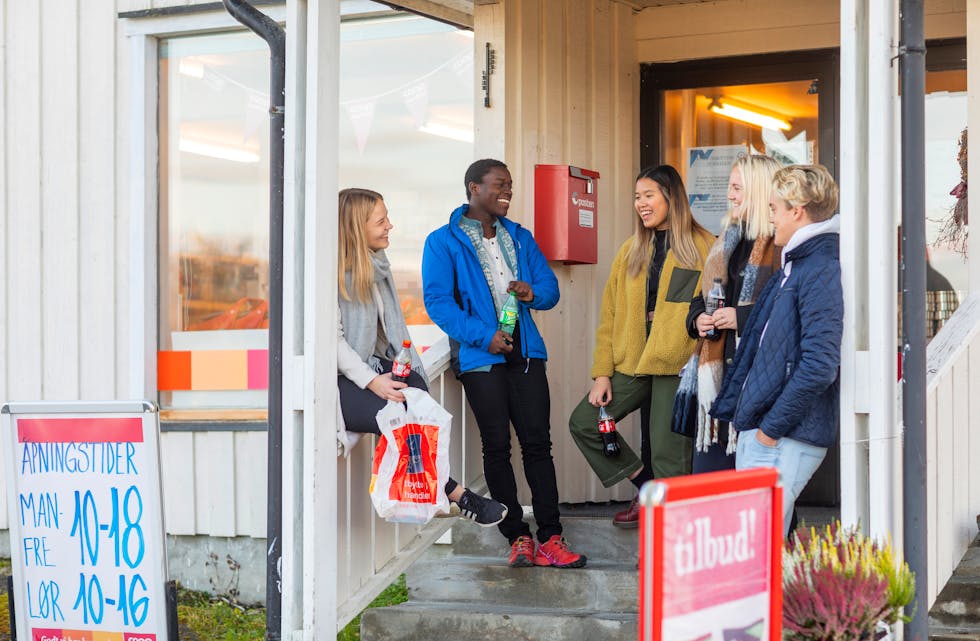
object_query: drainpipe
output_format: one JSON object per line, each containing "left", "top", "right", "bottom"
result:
{"left": 899, "top": 1, "right": 927, "bottom": 640}
{"left": 220, "top": 3, "right": 285, "bottom": 640}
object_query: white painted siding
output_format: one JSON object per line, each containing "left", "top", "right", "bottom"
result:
{"left": 0, "top": 0, "right": 150, "bottom": 531}
{"left": 924, "top": 293, "right": 980, "bottom": 605}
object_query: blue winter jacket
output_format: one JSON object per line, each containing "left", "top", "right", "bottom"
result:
{"left": 422, "top": 204, "right": 559, "bottom": 374}
{"left": 709, "top": 231, "right": 842, "bottom": 448}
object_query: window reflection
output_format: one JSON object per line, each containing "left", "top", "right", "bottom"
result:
{"left": 157, "top": 14, "right": 475, "bottom": 412}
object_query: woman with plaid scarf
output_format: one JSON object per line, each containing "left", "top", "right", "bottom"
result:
{"left": 680, "top": 154, "right": 782, "bottom": 473}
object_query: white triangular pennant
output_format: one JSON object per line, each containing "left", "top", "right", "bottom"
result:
{"left": 345, "top": 100, "right": 376, "bottom": 156}
{"left": 401, "top": 83, "right": 429, "bottom": 128}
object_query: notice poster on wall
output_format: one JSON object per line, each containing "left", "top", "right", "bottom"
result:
{"left": 639, "top": 468, "right": 782, "bottom": 641}
{"left": 687, "top": 145, "right": 748, "bottom": 234}
{"left": 1, "top": 401, "right": 169, "bottom": 641}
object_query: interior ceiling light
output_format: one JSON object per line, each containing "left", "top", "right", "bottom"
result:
{"left": 179, "top": 138, "right": 261, "bottom": 163}
{"left": 418, "top": 121, "right": 474, "bottom": 143}
{"left": 708, "top": 98, "right": 792, "bottom": 131}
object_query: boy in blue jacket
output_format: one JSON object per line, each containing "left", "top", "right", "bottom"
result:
{"left": 710, "top": 164, "right": 842, "bottom": 536}
{"left": 422, "top": 159, "right": 585, "bottom": 568}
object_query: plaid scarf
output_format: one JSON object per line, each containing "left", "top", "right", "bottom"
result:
{"left": 696, "top": 224, "right": 777, "bottom": 453}
{"left": 458, "top": 215, "right": 518, "bottom": 314}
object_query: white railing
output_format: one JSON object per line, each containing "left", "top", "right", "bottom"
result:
{"left": 923, "top": 291, "right": 980, "bottom": 605}
{"left": 333, "top": 333, "right": 486, "bottom": 631}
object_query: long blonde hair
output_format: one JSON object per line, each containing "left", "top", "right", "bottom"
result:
{"left": 338, "top": 187, "right": 384, "bottom": 302}
{"left": 723, "top": 154, "right": 782, "bottom": 240}
{"left": 626, "top": 165, "right": 710, "bottom": 277}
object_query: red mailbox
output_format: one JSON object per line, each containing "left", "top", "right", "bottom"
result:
{"left": 534, "top": 164, "right": 600, "bottom": 264}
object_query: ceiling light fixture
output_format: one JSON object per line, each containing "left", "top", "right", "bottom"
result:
{"left": 708, "top": 98, "right": 792, "bottom": 131}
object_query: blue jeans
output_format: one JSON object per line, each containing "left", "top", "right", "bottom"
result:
{"left": 735, "top": 429, "right": 827, "bottom": 536}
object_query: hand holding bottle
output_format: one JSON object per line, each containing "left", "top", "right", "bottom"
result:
{"left": 489, "top": 330, "right": 515, "bottom": 354}
{"left": 507, "top": 280, "right": 534, "bottom": 302}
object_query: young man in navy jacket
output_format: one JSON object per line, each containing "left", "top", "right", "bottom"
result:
{"left": 710, "top": 164, "right": 843, "bottom": 536}
{"left": 422, "top": 159, "right": 585, "bottom": 568}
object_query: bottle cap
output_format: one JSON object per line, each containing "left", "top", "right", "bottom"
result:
{"left": 402, "top": 339, "right": 411, "bottom": 348}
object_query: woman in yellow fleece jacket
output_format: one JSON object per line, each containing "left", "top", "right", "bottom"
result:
{"left": 569, "top": 164, "right": 714, "bottom": 528}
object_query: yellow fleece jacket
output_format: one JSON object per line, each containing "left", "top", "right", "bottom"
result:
{"left": 591, "top": 230, "right": 714, "bottom": 378}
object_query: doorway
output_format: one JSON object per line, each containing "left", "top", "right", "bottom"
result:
{"left": 640, "top": 50, "right": 841, "bottom": 506}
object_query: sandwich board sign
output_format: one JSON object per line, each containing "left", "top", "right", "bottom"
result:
{"left": 1, "top": 401, "right": 170, "bottom": 641}
{"left": 638, "top": 468, "right": 782, "bottom": 641}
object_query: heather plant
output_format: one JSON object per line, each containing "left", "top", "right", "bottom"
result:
{"left": 782, "top": 522, "right": 915, "bottom": 641}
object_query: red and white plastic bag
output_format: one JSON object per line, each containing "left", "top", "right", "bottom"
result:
{"left": 369, "top": 387, "right": 452, "bottom": 524}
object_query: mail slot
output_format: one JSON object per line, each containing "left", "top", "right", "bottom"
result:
{"left": 534, "top": 164, "right": 600, "bottom": 264}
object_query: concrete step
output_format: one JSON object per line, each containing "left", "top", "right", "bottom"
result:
{"left": 449, "top": 514, "right": 638, "bottom": 562}
{"left": 360, "top": 600, "right": 638, "bottom": 641}
{"left": 930, "top": 629, "right": 980, "bottom": 641}
{"left": 407, "top": 548, "right": 638, "bottom": 612}
{"left": 930, "top": 535, "right": 980, "bottom": 629}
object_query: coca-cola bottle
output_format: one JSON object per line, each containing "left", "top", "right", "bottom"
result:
{"left": 391, "top": 339, "right": 413, "bottom": 383}
{"left": 498, "top": 291, "right": 519, "bottom": 335}
{"left": 704, "top": 277, "right": 725, "bottom": 341}
{"left": 597, "top": 406, "right": 620, "bottom": 457}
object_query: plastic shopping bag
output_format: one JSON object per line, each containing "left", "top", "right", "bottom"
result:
{"left": 369, "top": 387, "right": 452, "bottom": 524}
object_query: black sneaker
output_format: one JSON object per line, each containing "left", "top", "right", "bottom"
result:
{"left": 456, "top": 489, "right": 508, "bottom": 527}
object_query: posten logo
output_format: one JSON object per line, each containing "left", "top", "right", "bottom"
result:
{"left": 571, "top": 192, "right": 595, "bottom": 209}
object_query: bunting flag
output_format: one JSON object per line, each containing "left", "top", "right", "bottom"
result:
{"left": 345, "top": 99, "right": 377, "bottom": 155}
{"left": 401, "top": 83, "right": 429, "bottom": 128}
{"left": 722, "top": 618, "right": 765, "bottom": 641}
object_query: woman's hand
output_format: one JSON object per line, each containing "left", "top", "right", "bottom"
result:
{"left": 695, "top": 313, "right": 716, "bottom": 337}
{"left": 507, "top": 280, "right": 534, "bottom": 302}
{"left": 489, "top": 330, "right": 515, "bottom": 354}
{"left": 367, "top": 373, "right": 408, "bottom": 402}
{"left": 711, "top": 307, "right": 738, "bottom": 331}
{"left": 588, "top": 376, "right": 613, "bottom": 407}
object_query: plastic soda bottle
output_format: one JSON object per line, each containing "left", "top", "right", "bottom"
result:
{"left": 391, "top": 339, "right": 413, "bottom": 383}
{"left": 498, "top": 291, "right": 519, "bottom": 335}
{"left": 704, "top": 277, "right": 726, "bottom": 341}
{"left": 597, "top": 406, "right": 620, "bottom": 457}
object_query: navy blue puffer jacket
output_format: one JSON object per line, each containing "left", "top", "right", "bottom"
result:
{"left": 709, "top": 230, "right": 842, "bottom": 448}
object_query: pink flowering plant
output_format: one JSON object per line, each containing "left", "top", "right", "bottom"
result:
{"left": 782, "top": 521, "right": 915, "bottom": 641}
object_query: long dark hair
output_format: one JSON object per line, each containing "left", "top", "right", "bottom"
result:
{"left": 625, "top": 164, "right": 709, "bottom": 277}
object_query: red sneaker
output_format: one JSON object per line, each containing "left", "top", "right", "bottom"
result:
{"left": 508, "top": 535, "right": 535, "bottom": 568}
{"left": 533, "top": 535, "right": 587, "bottom": 568}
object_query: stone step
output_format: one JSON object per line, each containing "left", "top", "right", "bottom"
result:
{"left": 407, "top": 548, "right": 638, "bottom": 612}
{"left": 360, "top": 600, "right": 638, "bottom": 641}
{"left": 930, "top": 629, "right": 980, "bottom": 641}
{"left": 930, "top": 536, "right": 980, "bottom": 628}
{"left": 449, "top": 514, "right": 638, "bottom": 562}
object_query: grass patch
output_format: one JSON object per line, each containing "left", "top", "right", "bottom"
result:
{"left": 0, "top": 573, "right": 408, "bottom": 641}
{"left": 338, "top": 574, "right": 408, "bottom": 641}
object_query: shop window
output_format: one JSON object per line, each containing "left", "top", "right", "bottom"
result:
{"left": 661, "top": 80, "right": 820, "bottom": 235}
{"left": 337, "top": 14, "right": 475, "bottom": 329}
{"left": 919, "top": 45, "right": 967, "bottom": 340}
{"left": 156, "top": 11, "right": 474, "bottom": 416}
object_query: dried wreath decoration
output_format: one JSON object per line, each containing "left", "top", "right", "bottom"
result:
{"left": 783, "top": 522, "right": 915, "bottom": 641}
{"left": 935, "top": 127, "right": 968, "bottom": 255}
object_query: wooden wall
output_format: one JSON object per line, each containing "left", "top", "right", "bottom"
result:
{"left": 635, "top": 0, "right": 965, "bottom": 63}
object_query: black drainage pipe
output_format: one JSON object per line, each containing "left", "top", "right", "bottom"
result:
{"left": 220, "top": 3, "right": 285, "bottom": 640}
{"left": 899, "top": 1, "right": 927, "bottom": 640}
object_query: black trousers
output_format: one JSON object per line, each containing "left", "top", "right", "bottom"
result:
{"left": 339, "top": 359, "right": 458, "bottom": 496}
{"left": 459, "top": 335, "right": 562, "bottom": 544}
